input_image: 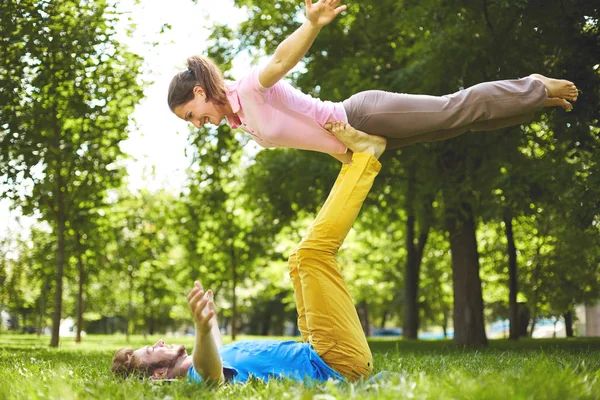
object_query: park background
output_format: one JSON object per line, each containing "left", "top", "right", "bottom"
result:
{"left": 0, "top": 0, "right": 599, "bottom": 398}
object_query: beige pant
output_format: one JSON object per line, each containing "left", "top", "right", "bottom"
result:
{"left": 289, "top": 153, "right": 380, "bottom": 381}
{"left": 343, "top": 76, "right": 547, "bottom": 149}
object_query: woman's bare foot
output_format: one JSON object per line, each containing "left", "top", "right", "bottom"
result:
{"left": 530, "top": 73, "right": 578, "bottom": 102}
{"left": 544, "top": 97, "right": 573, "bottom": 111}
{"left": 326, "top": 122, "right": 387, "bottom": 159}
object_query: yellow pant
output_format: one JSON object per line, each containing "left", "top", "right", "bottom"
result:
{"left": 288, "top": 152, "right": 381, "bottom": 381}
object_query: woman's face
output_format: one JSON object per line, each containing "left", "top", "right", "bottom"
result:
{"left": 173, "top": 86, "right": 225, "bottom": 128}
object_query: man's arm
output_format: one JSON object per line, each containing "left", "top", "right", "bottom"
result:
{"left": 193, "top": 321, "right": 223, "bottom": 383}
{"left": 187, "top": 282, "right": 224, "bottom": 383}
{"left": 259, "top": 0, "right": 347, "bottom": 88}
{"left": 207, "top": 292, "right": 223, "bottom": 348}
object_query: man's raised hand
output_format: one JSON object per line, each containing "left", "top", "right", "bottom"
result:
{"left": 187, "top": 281, "right": 216, "bottom": 335}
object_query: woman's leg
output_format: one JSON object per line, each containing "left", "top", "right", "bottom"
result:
{"left": 343, "top": 76, "right": 548, "bottom": 140}
{"left": 386, "top": 112, "right": 534, "bottom": 149}
{"left": 290, "top": 151, "right": 381, "bottom": 381}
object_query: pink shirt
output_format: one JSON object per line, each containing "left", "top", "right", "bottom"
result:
{"left": 225, "top": 68, "right": 347, "bottom": 154}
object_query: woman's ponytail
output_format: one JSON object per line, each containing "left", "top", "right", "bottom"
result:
{"left": 167, "top": 55, "right": 227, "bottom": 112}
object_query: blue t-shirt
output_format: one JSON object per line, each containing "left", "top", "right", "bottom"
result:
{"left": 187, "top": 339, "right": 343, "bottom": 384}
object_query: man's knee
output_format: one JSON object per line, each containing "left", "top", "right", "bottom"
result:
{"left": 321, "top": 348, "right": 374, "bottom": 381}
{"left": 295, "top": 247, "right": 335, "bottom": 266}
{"left": 295, "top": 235, "right": 338, "bottom": 258}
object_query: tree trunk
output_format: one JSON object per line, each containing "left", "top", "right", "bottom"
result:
{"left": 529, "top": 310, "right": 537, "bottom": 338}
{"left": 37, "top": 280, "right": 49, "bottom": 337}
{"left": 50, "top": 208, "right": 66, "bottom": 347}
{"left": 403, "top": 166, "right": 418, "bottom": 339}
{"left": 504, "top": 209, "right": 519, "bottom": 340}
{"left": 402, "top": 215, "right": 429, "bottom": 339}
{"left": 529, "top": 266, "right": 542, "bottom": 337}
{"left": 142, "top": 281, "right": 148, "bottom": 339}
{"left": 293, "top": 315, "right": 299, "bottom": 337}
{"left": 447, "top": 203, "right": 488, "bottom": 346}
{"left": 403, "top": 212, "right": 419, "bottom": 339}
{"left": 49, "top": 53, "right": 67, "bottom": 348}
{"left": 149, "top": 316, "right": 155, "bottom": 335}
{"left": 126, "top": 264, "right": 134, "bottom": 343}
{"left": 76, "top": 249, "right": 84, "bottom": 343}
{"left": 231, "top": 243, "right": 238, "bottom": 341}
{"left": 402, "top": 167, "right": 431, "bottom": 340}
{"left": 358, "top": 300, "right": 370, "bottom": 336}
{"left": 442, "top": 309, "right": 448, "bottom": 339}
{"left": 518, "top": 302, "right": 530, "bottom": 337}
{"left": 529, "top": 235, "right": 545, "bottom": 338}
{"left": 380, "top": 310, "right": 389, "bottom": 329}
{"left": 261, "top": 310, "right": 271, "bottom": 336}
{"left": 564, "top": 311, "right": 574, "bottom": 337}
{"left": 22, "top": 311, "right": 28, "bottom": 331}
{"left": 231, "top": 272, "right": 237, "bottom": 340}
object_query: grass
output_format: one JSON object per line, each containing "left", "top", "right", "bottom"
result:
{"left": 1, "top": 334, "right": 599, "bottom": 399}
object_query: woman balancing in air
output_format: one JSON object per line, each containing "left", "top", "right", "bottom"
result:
{"left": 167, "top": 0, "right": 578, "bottom": 164}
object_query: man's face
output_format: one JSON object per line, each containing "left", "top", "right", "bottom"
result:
{"left": 133, "top": 339, "right": 188, "bottom": 368}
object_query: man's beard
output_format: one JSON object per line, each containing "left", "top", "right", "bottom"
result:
{"left": 168, "top": 345, "right": 187, "bottom": 367}
{"left": 176, "top": 345, "right": 187, "bottom": 358}
{"left": 152, "top": 345, "right": 188, "bottom": 372}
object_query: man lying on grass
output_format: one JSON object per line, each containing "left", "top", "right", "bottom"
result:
{"left": 111, "top": 123, "right": 387, "bottom": 384}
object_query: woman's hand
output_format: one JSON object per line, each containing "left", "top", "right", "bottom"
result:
{"left": 305, "top": 0, "right": 347, "bottom": 28}
{"left": 187, "top": 281, "right": 216, "bottom": 336}
{"left": 259, "top": 0, "right": 346, "bottom": 88}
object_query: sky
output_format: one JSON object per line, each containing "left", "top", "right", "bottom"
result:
{"left": 116, "top": 0, "right": 248, "bottom": 192}
{"left": 0, "top": 0, "right": 248, "bottom": 241}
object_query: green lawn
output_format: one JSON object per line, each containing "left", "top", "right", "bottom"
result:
{"left": 1, "top": 334, "right": 599, "bottom": 399}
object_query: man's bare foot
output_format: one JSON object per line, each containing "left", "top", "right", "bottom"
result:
{"left": 325, "top": 122, "right": 387, "bottom": 159}
{"left": 530, "top": 73, "right": 578, "bottom": 102}
{"left": 544, "top": 97, "right": 573, "bottom": 111}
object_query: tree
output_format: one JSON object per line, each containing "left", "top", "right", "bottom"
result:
{"left": 0, "top": 0, "right": 145, "bottom": 346}
{"left": 184, "top": 0, "right": 600, "bottom": 345}
{"left": 182, "top": 122, "right": 261, "bottom": 340}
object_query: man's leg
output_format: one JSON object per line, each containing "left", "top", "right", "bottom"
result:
{"left": 288, "top": 166, "right": 350, "bottom": 343}
{"left": 291, "top": 128, "right": 386, "bottom": 381}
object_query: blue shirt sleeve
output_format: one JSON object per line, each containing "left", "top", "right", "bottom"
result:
{"left": 187, "top": 362, "right": 238, "bottom": 384}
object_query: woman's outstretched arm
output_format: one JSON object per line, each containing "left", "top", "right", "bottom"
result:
{"left": 259, "top": 0, "right": 346, "bottom": 88}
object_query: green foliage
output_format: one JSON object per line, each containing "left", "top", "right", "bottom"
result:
{"left": 1, "top": 227, "right": 56, "bottom": 331}
{"left": 1, "top": 0, "right": 144, "bottom": 201}
{"left": 0, "top": 0, "right": 146, "bottom": 344}
{"left": 180, "top": 119, "right": 270, "bottom": 336}
{"left": 218, "top": 0, "right": 600, "bottom": 342}
{"left": 97, "top": 189, "right": 187, "bottom": 335}
{"left": 2, "top": 0, "right": 599, "bottom": 345}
